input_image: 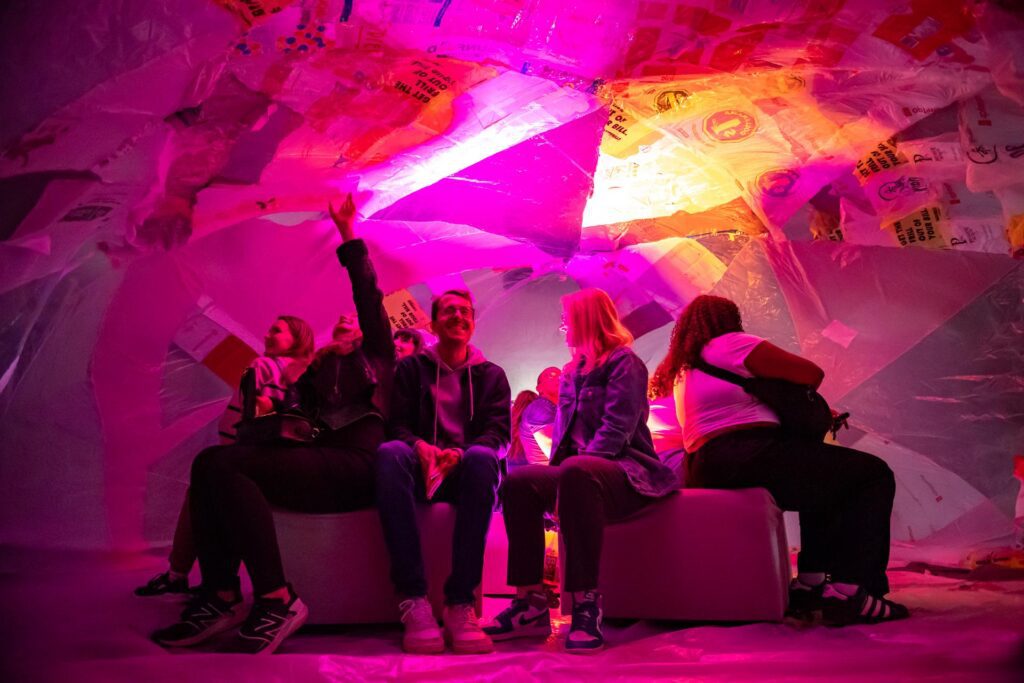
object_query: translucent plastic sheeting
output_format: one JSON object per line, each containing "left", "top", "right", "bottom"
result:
{"left": 1, "top": 0, "right": 1023, "bottom": 565}
{"left": 4, "top": 550, "right": 1022, "bottom": 683}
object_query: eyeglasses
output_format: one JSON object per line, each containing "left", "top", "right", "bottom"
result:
{"left": 439, "top": 305, "right": 473, "bottom": 319}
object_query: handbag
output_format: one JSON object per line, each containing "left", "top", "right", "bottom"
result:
{"left": 235, "top": 411, "right": 319, "bottom": 444}
{"left": 234, "top": 366, "right": 319, "bottom": 444}
{"left": 694, "top": 360, "right": 833, "bottom": 441}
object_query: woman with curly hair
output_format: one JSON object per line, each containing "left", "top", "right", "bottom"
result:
{"left": 650, "top": 294, "right": 908, "bottom": 626}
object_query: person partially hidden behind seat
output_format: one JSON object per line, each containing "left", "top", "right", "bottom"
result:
{"left": 648, "top": 294, "right": 908, "bottom": 626}
{"left": 376, "top": 289, "right": 511, "bottom": 655}
{"left": 506, "top": 367, "right": 561, "bottom": 468}
{"left": 485, "top": 288, "right": 676, "bottom": 653}
{"left": 151, "top": 193, "right": 396, "bottom": 654}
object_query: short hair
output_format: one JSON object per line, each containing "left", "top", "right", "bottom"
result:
{"left": 393, "top": 327, "right": 423, "bottom": 352}
{"left": 536, "top": 366, "right": 561, "bottom": 387}
{"left": 276, "top": 315, "right": 315, "bottom": 361}
{"left": 430, "top": 289, "right": 475, "bottom": 321}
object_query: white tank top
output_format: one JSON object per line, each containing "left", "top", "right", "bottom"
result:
{"left": 673, "top": 332, "right": 779, "bottom": 451}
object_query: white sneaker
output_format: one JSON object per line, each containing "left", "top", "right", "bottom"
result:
{"left": 399, "top": 598, "right": 444, "bottom": 654}
{"left": 444, "top": 603, "right": 494, "bottom": 655}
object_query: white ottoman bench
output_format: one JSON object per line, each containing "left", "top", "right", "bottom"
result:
{"left": 274, "top": 504, "right": 481, "bottom": 625}
{"left": 561, "top": 488, "right": 790, "bottom": 622}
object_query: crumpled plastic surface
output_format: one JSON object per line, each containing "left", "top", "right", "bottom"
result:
{"left": 3, "top": 547, "right": 1022, "bottom": 682}
{"left": 0, "top": 0, "right": 1022, "bottom": 564}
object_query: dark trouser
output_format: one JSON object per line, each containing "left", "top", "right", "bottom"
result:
{"left": 190, "top": 418, "right": 382, "bottom": 596}
{"left": 687, "top": 427, "right": 895, "bottom": 596}
{"left": 375, "top": 440, "right": 500, "bottom": 605}
{"left": 168, "top": 491, "right": 196, "bottom": 575}
{"left": 503, "top": 456, "right": 652, "bottom": 593}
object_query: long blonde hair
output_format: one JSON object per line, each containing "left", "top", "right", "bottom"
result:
{"left": 562, "top": 288, "right": 634, "bottom": 374}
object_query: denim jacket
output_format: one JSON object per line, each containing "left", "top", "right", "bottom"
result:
{"left": 550, "top": 347, "right": 677, "bottom": 498}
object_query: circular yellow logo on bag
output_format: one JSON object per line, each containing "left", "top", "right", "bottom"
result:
{"left": 703, "top": 110, "right": 757, "bottom": 143}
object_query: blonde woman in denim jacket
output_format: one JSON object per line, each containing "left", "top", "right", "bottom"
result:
{"left": 485, "top": 288, "right": 675, "bottom": 653}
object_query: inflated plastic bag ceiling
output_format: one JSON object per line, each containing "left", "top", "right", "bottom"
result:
{"left": 0, "top": 0, "right": 1022, "bottom": 559}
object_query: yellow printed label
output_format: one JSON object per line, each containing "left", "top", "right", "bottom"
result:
{"left": 887, "top": 206, "right": 946, "bottom": 248}
{"left": 855, "top": 138, "right": 910, "bottom": 184}
{"left": 601, "top": 101, "right": 662, "bottom": 159}
{"left": 384, "top": 289, "right": 429, "bottom": 331}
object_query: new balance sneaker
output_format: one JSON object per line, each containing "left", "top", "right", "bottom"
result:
{"left": 483, "top": 592, "right": 552, "bottom": 641}
{"left": 564, "top": 591, "right": 604, "bottom": 655}
{"left": 135, "top": 570, "right": 190, "bottom": 597}
{"left": 821, "top": 584, "right": 910, "bottom": 626}
{"left": 230, "top": 586, "right": 308, "bottom": 655}
{"left": 152, "top": 592, "right": 245, "bottom": 647}
{"left": 443, "top": 603, "right": 494, "bottom": 655}
{"left": 399, "top": 598, "right": 444, "bottom": 654}
{"left": 786, "top": 578, "right": 826, "bottom": 619}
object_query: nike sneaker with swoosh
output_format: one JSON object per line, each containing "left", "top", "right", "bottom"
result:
{"left": 483, "top": 593, "right": 552, "bottom": 641}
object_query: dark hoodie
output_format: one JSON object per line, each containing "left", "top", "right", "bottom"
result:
{"left": 388, "top": 343, "right": 511, "bottom": 452}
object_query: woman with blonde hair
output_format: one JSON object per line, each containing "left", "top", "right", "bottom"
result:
{"left": 485, "top": 288, "right": 676, "bottom": 653}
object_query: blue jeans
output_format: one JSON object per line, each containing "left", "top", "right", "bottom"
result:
{"left": 375, "top": 440, "right": 500, "bottom": 605}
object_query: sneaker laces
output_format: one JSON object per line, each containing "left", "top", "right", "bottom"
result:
{"left": 399, "top": 599, "right": 437, "bottom": 630}
{"left": 447, "top": 603, "right": 481, "bottom": 631}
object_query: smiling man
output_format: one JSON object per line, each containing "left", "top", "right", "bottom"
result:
{"left": 376, "top": 290, "right": 511, "bottom": 655}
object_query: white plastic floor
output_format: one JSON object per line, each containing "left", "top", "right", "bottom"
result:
{"left": 2, "top": 546, "right": 1022, "bottom": 683}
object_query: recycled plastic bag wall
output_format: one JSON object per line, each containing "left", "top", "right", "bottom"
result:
{"left": 0, "top": 0, "right": 1022, "bottom": 558}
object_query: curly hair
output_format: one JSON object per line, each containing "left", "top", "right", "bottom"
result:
{"left": 648, "top": 295, "right": 743, "bottom": 399}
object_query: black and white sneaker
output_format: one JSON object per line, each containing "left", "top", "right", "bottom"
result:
{"left": 483, "top": 592, "right": 552, "bottom": 642}
{"left": 135, "top": 571, "right": 191, "bottom": 597}
{"left": 821, "top": 585, "right": 909, "bottom": 626}
{"left": 564, "top": 591, "right": 604, "bottom": 654}
{"left": 152, "top": 592, "right": 245, "bottom": 647}
{"left": 229, "top": 586, "right": 308, "bottom": 655}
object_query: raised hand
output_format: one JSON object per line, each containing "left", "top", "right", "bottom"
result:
{"left": 328, "top": 192, "right": 357, "bottom": 243}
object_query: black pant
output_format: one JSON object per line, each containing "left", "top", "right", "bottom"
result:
{"left": 687, "top": 427, "right": 895, "bottom": 596}
{"left": 190, "top": 418, "right": 382, "bottom": 596}
{"left": 502, "top": 456, "right": 653, "bottom": 593}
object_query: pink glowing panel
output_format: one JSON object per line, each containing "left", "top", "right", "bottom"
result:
{"left": 372, "top": 108, "right": 607, "bottom": 256}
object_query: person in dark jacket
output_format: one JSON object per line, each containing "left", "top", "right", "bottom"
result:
{"left": 484, "top": 288, "right": 676, "bottom": 654}
{"left": 152, "top": 193, "right": 394, "bottom": 655}
{"left": 376, "top": 289, "right": 511, "bottom": 655}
